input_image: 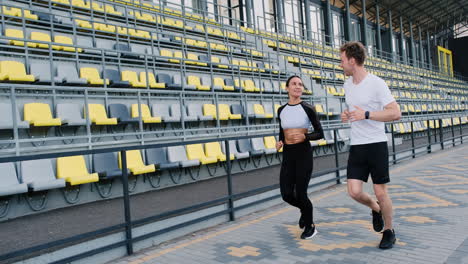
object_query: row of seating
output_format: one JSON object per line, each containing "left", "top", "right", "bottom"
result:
{"left": 389, "top": 118, "right": 468, "bottom": 134}
{"left": 0, "top": 136, "right": 285, "bottom": 196}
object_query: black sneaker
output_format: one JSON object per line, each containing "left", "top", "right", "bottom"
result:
{"left": 299, "top": 215, "right": 305, "bottom": 229}
{"left": 300, "top": 225, "right": 318, "bottom": 239}
{"left": 379, "top": 229, "right": 396, "bottom": 249}
{"left": 372, "top": 209, "right": 384, "bottom": 232}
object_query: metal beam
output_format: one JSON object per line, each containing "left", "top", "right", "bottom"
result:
{"left": 345, "top": 0, "right": 352, "bottom": 41}
{"left": 361, "top": 0, "right": 368, "bottom": 46}
{"left": 375, "top": 0, "right": 382, "bottom": 55}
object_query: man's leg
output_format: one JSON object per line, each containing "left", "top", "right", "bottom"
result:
{"left": 347, "top": 179, "right": 380, "bottom": 212}
{"left": 373, "top": 184, "right": 393, "bottom": 230}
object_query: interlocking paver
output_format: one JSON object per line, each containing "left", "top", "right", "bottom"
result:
{"left": 114, "top": 144, "right": 468, "bottom": 264}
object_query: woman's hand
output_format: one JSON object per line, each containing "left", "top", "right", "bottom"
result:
{"left": 276, "top": 140, "right": 283, "bottom": 151}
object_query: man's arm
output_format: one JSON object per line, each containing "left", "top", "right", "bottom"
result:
{"left": 349, "top": 102, "right": 401, "bottom": 122}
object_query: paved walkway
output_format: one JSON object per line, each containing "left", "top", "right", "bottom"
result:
{"left": 114, "top": 144, "right": 468, "bottom": 264}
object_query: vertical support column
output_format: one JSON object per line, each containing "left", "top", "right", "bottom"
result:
{"left": 213, "top": 0, "right": 219, "bottom": 23}
{"left": 304, "top": 0, "right": 313, "bottom": 41}
{"left": 387, "top": 10, "right": 394, "bottom": 62}
{"left": 244, "top": 0, "right": 252, "bottom": 27}
{"left": 418, "top": 26, "right": 423, "bottom": 68}
{"left": 120, "top": 150, "right": 133, "bottom": 255}
{"left": 333, "top": 129, "right": 340, "bottom": 184}
{"left": 409, "top": 20, "right": 415, "bottom": 65}
{"left": 399, "top": 15, "right": 405, "bottom": 63}
{"left": 426, "top": 31, "right": 432, "bottom": 70}
{"left": 345, "top": 0, "right": 351, "bottom": 41}
{"left": 324, "top": 0, "right": 333, "bottom": 46}
{"left": 375, "top": 1, "right": 382, "bottom": 56}
{"left": 361, "top": 0, "right": 367, "bottom": 47}
{"left": 224, "top": 140, "right": 235, "bottom": 221}
{"left": 275, "top": 0, "right": 284, "bottom": 33}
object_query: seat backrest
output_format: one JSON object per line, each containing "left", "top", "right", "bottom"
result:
{"left": 30, "top": 31, "right": 51, "bottom": 43}
{"left": 187, "top": 104, "right": 202, "bottom": 117}
{"left": 251, "top": 137, "right": 266, "bottom": 151}
{"left": 213, "top": 77, "right": 224, "bottom": 86}
{"left": 24, "top": 103, "right": 54, "bottom": 123}
{"left": 156, "top": 73, "right": 171, "bottom": 84}
{"left": 187, "top": 75, "right": 201, "bottom": 86}
{"left": 114, "top": 43, "right": 131, "bottom": 52}
{"left": 103, "top": 69, "right": 121, "bottom": 82}
{"left": 121, "top": 70, "right": 139, "bottom": 83}
{"left": 0, "top": 103, "right": 14, "bottom": 128}
{"left": 224, "top": 78, "right": 234, "bottom": 86}
{"left": 30, "top": 61, "right": 51, "bottom": 80}
{"left": 263, "top": 136, "right": 276, "bottom": 149}
{"left": 57, "top": 64, "right": 80, "bottom": 80}
{"left": 186, "top": 144, "right": 206, "bottom": 160}
{"left": 80, "top": 67, "right": 101, "bottom": 80}
{"left": 119, "top": 150, "right": 145, "bottom": 169}
{"left": 167, "top": 146, "right": 189, "bottom": 162}
{"left": 152, "top": 104, "right": 170, "bottom": 118}
{"left": 57, "top": 155, "right": 90, "bottom": 179}
{"left": 131, "top": 104, "right": 151, "bottom": 118}
{"left": 21, "top": 159, "right": 55, "bottom": 184}
{"left": 204, "top": 142, "right": 222, "bottom": 158}
{"left": 146, "top": 147, "right": 169, "bottom": 164}
{"left": 203, "top": 104, "right": 216, "bottom": 118}
{"left": 0, "top": 162, "right": 19, "bottom": 186}
{"left": 170, "top": 104, "right": 182, "bottom": 119}
{"left": 93, "top": 152, "right": 119, "bottom": 173}
{"left": 56, "top": 103, "right": 83, "bottom": 122}
{"left": 237, "top": 139, "right": 252, "bottom": 153}
{"left": 201, "top": 76, "right": 211, "bottom": 86}
{"left": 0, "top": 61, "right": 29, "bottom": 76}
{"left": 230, "top": 104, "right": 244, "bottom": 116}
{"left": 87, "top": 104, "right": 108, "bottom": 121}
{"left": 253, "top": 104, "right": 266, "bottom": 115}
{"left": 109, "top": 104, "right": 131, "bottom": 120}
{"left": 221, "top": 140, "right": 240, "bottom": 155}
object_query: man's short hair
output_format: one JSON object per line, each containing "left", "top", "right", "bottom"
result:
{"left": 340, "top": 42, "right": 366, "bottom": 66}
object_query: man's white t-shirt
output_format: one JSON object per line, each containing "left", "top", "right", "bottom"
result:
{"left": 344, "top": 73, "right": 395, "bottom": 145}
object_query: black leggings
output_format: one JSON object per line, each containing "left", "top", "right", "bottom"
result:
{"left": 280, "top": 141, "right": 314, "bottom": 226}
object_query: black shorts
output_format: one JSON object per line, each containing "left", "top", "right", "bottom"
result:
{"left": 347, "top": 142, "right": 390, "bottom": 184}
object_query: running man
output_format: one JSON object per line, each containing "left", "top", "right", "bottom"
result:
{"left": 339, "top": 41, "right": 401, "bottom": 249}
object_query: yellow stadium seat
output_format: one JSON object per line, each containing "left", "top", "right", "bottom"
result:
{"left": 208, "top": 27, "right": 223, "bottom": 36}
{"left": 71, "top": 0, "right": 91, "bottom": 9}
{"left": 243, "top": 80, "right": 259, "bottom": 92}
{"left": 254, "top": 104, "right": 273, "bottom": 118}
{"left": 5, "top": 29, "right": 25, "bottom": 46}
{"left": 139, "top": 72, "right": 165, "bottom": 89}
{"left": 219, "top": 104, "right": 241, "bottom": 120}
{"left": 211, "top": 57, "right": 228, "bottom": 69}
{"left": 121, "top": 71, "right": 146, "bottom": 88}
{"left": 160, "top": 50, "right": 180, "bottom": 63}
{"left": 91, "top": 2, "right": 105, "bottom": 12}
{"left": 24, "top": 103, "right": 62, "bottom": 126}
{"left": 117, "top": 26, "right": 128, "bottom": 35}
{"left": 52, "top": 36, "right": 82, "bottom": 52}
{"left": 213, "top": 78, "right": 234, "bottom": 91}
{"left": 80, "top": 67, "right": 109, "bottom": 85}
{"left": 119, "top": 150, "right": 155, "bottom": 175}
{"left": 2, "top": 7, "right": 38, "bottom": 20}
{"left": 128, "top": 29, "right": 151, "bottom": 39}
{"left": 186, "top": 53, "right": 207, "bottom": 66}
{"left": 264, "top": 136, "right": 281, "bottom": 152}
{"left": 187, "top": 76, "right": 210, "bottom": 91}
{"left": 205, "top": 142, "right": 234, "bottom": 162}
{"left": 203, "top": 104, "right": 218, "bottom": 120}
{"left": 94, "top": 22, "right": 116, "bottom": 33}
{"left": 0, "top": 61, "right": 35, "bottom": 82}
{"left": 104, "top": 4, "right": 122, "bottom": 15}
{"left": 131, "top": 104, "right": 162, "bottom": 123}
{"left": 29, "top": 32, "right": 51, "bottom": 49}
{"left": 186, "top": 144, "right": 217, "bottom": 164}
{"left": 52, "top": 0, "right": 71, "bottom": 5}
{"left": 57, "top": 156, "right": 99, "bottom": 186}
{"left": 86, "top": 104, "right": 117, "bottom": 125}
{"left": 75, "top": 19, "right": 92, "bottom": 29}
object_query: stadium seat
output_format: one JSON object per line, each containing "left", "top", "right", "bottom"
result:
{"left": 2, "top": 6, "right": 37, "bottom": 20}
{"left": 221, "top": 140, "right": 250, "bottom": 159}
{"left": 5, "top": 28, "right": 26, "bottom": 46}
{"left": 118, "top": 150, "right": 155, "bottom": 175}
{"left": 52, "top": 36, "right": 82, "bottom": 52}
{"left": 202, "top": 104, "right": 219, "bottom": 120}
{"left": 224, "top": 78, "right": 241, "bottom": 91}
{"left": 139, "top": 72, "right": 165, "bottom": 88}
{"left": 56, "top": 103, "right": 87, "bottom": 126}
{"left": 57, "top": 155, "right": 99, "bottom": 185}
{"left": 131, "top": 104, "right": 162, "bottom": 123}
{"left": 0, "top": 103, "right": 29, "bottom": 129}
{"left": 29, "top": 31, "right": 51, "bottom": 49}
{"left": 86, "top": 104, "right": 118, "bottom": 125}
{"left": 186, "top": 144, "right": 218, "bottom": 164}
{"left": 24, "top": 103, "right": 62, "bottom": 127}
{"left": 187, "top": 104, "right": 214, "bottom": 121}
{"left": 205, "top": 142, "right": 234, "bottom": 161}
{"left": 213, "top": 77, "right": 234, "bottom": 91}
{"left": 187, "top": 75, "right": 210, "bottom": 91}
{"left": 104, "top": 69, "right": 131, "bottom": 87}
{"left": 57, "top": 64, "right": 87, "bottom": 85}
{"left": 151, "top": 104, "right": 180, "bottom": 123}
{"left": 146, "top": 147, "right": 180, "bottom": 170}
{"left": 264, "top": 136, "right": 280, "bottom": 152}
{"left": 211, "top": 57, "right": 229, "bottom": 69}
{"left": 108, "top": 104, "right": 139, "bottom": 124}
{"left": 167, "top": 146, "right": 200, "bottom": 167}
{"left": 93, "top": 152, "right": 128, "bottom": 180}
{"left": 219, "top": 104, "right": 241, "bottom": 119}
{"left": 0, "top": 162, "right": 28, "bottom": 196}
{"left": 254, "top": 104, "right": 273, "bottom": 118}
{"left": 0, "top": 61, "right": 35, "bottom": 82}
{"left": 156, "top": 73, "right": 181, "bottom": 90}
{"left": 121, "top": 70, "right": 146, "bottom": 88}
{"left": 251, "top": 137, "right": 273, "bottom": 154}
{"left": 21, "top": 159, "right": 66, "bottom": 191}
{"left": 237, "top": 139, "right": 263, "bottom": 156}
{"left": 80, "top": 67, "right": 109, "bottom": 85}
{"left": 186, "top": 53, "right": 207, "bottom": 66}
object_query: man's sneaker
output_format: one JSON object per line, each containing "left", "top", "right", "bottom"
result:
{"left": 299, "top": 215, "right": 305, "bottom": 229}
{"left": 379, "top": 229, "right": 396, "bottom": 249}
{"left": 300, "top": 225, "right": 318, "bottom": 239}
{"left": 372, "top": 209, "right": 384, "bottom": 232}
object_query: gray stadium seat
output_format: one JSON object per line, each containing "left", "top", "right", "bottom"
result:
{"left": 0, "top": 162, "right": 28, "bottom": 196}
{"left": 262, "top": 80, "right": 274, "bottom": 93}
{"left": 186, "top": 104, "right": 214, "bottom": 121}
{"left": 145, "top": 147, "right": 180, "bottom": 170}
{"left": 36, "top": 12, "right": 60, "bottom": 24}
{"left": 247, "top": 103, "right": 266, "bottom": 119}
{"left": 323, "top": 130, "right": 335, "bottom": 144}
{"left": 56, "top": 103, "right": 86, "bottom": 126}
{"left": 157, "top": 73, "right": 181, "bottom": 90}
{"left": 103, "top": 69, "right": 130, "bottom": 87}
{"left": 93, "top": 152, "right": 127, "bottom": 180}
{"left": 221, "top": 140, "right": 250, "bottom": 159}
{"left": 230, "top": 104, "right": 245, "bottom": 118}
{"left": 152, "top": 104, "right": 180, "bottom": 122}
{"left": 201, "top": 76, "right": 217, "bottom": 90}
{"left": 167, "top": 146, "right": 200, "bottom": 167}
{"left": 30, "top": 61, "right": 54, "bottom": 83}
{"left": 251, "top": 137, "right": 275, "bottom": 154}
{"left": 170, "top": 104, "right": 197, "bottom": 122}
{"left": 56, "top": 64, "right": 87, "bottom": 85}
{"left": 108, "top": 104, "right": 139, "bottom": 124}
{"left": 0, "top": 103, "right": 30, "bottom": 129}
{"left": 237, "top": 139, "right": 263, "bottom": 156}
{"left": 21, "top": 159, "right": 65, "bottom": 191}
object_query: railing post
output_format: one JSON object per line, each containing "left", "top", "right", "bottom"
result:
{"left": 120, "top": 150, "right": 133, "bottom": 255}
{"left": 224, "top": 140, "right": 235, "bottom": 221}
{"left": 439, "top": 119, "right": 444, "bottom": 150}
{"left": 391, "top": 123, "right": 396, "bottom": 164}
{"left": 451, "top": 117, "right": 455, "bottom": 147}
{"left": 427, "top": 120, "right": 432, "bottom": 153}
{"left": 460, "top": 117, "right": 463, "bottom": 144}
{"left": 410, "top": 121, "right": 415, "bottom": 158}
{"left": 333, "top": 129, "right": 340, "bottom": 184}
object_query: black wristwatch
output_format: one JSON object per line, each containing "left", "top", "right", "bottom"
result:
{"left": 365, "top": 111, "right": 370, "bottom": 119}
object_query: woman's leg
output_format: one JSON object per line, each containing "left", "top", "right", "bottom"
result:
{"left": 295, "top": 148, "right": 314, "bottom": 226}
{"left": 280, "top": 153, "right": 300, "bottom": 208}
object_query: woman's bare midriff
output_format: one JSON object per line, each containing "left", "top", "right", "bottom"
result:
{"left": 283, "top": 128, "right": 308, "bottom": 144}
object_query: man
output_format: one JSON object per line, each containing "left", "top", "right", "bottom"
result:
{"left": 339, "top": 41, "right": 401, "bottom": 249}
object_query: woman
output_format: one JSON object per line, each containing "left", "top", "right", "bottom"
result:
{"left": 276, "top": 75, "right": 324, "bottom": 239}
